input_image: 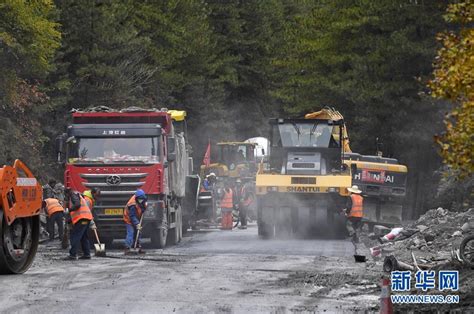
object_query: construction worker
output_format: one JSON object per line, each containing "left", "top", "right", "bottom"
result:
{"left": 220, "top": 186, "right": 233, "bottom": 230}
{"left": 235, "top": 180, "right": 253, "bottom": 230}
{"left": 64, "top": 188, "right": 94, "bottom": 260}
{"left": 202, "top": 173, "right": 216, "bottom": 191}
{"left": 123, "top": 189, "right": 147, "bottom": 254}
{"left": 42, "top": 179, "right": 56, "bottom": 200}
{"left": 345, "top": 185, "right": 364, "bottom": 242}
{"left": 53, "top": 182, "right": 65, "bottom": 205}
{"left": 83, "top": 188, "right": 101, "bottom": 231}
{"left": 43, "top": 197, "right": 65, "bottom": 241}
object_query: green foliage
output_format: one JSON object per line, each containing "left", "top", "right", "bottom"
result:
{"left": 0, "top": 0, "right": 60, "bottom": 176}
{"left": 0, "top": 0, "right": 60, "bottom": 76}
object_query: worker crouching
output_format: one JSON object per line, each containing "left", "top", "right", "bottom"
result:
{"left": 64, "top": 188, "right": 94, "bottom": 260}
{"left": 220, "top": 187, "right": 234, "bottom": 230}
{"left": 43, "top": 197, "right": 65, "bottom": 241}
{"left": 124, "top": 189, "right": 147, "bottom": 254}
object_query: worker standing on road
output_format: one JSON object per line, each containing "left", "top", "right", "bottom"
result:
{"left": 43, "top": 197, "right": 65, "bottom": 241}
{"left": 345, "top": 185, "right": 364, "bottom": 242}
{"left": 220, "top": 186, "right": 234, "bottom": 230}
{"left": 123, "top": 189, "right": 147, "bottom": 254}
{"left": 64, "top": 188, "right": 94, "bottom": 260}
{"left": 236, "top": 180, "right": 253, "bottom": 230}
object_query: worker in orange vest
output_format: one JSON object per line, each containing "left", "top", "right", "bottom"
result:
{"left": 235, "top": 179, "right": 253, "bottom": 230}
{"left": 83, "top": 188, "right": 101, "bottom": 230}
{"left": 64, "top": 188, "right": 94, "bottom": 260}
{"left": 43, "top": 197, "right": 65, "bottom": 241}
{"left": 123, "top": 189, "right": 147, "bottom": 254}
{"left": 220, "top": 186, "right": 234, "bottom": 230}
{"left": 344, "top": 185, "right": 364, "bottom": 242}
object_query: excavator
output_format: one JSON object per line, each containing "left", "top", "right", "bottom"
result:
{"left": 0, "top": 160, "right": 42, "bottom": 274}
{"left": 305, "top": 109, "right": 408, "bottom": 226}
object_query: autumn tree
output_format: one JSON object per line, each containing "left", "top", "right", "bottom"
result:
{"left": 430, "top": 1, "right": 474, "bottom": 179}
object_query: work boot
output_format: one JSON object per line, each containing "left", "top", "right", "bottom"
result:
{"left": 138, "top": 248, "right": 146, "bottom": 254}
{"left": 124, "top": 248, "right": 131, "bottom": 255}
{"left": 63, "top": 255, "right": 78, "bottom": 261}
{"left": 79, "top": 255, "right": 91, "bottom": 260}
{"left": 238, "top": 225, "right": 247, "bottom": 230}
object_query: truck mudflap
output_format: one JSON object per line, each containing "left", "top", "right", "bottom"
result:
{"left": 183, "top": 175, "right": 199, "bottom": 231}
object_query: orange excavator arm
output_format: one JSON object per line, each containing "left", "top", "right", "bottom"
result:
{"left": 0, "top": 159, "right": 42, "bottom": 225}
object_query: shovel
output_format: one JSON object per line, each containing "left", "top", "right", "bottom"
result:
{"left": 129, "top": 215, "right": 144, "bottom": 255}
{"left": 92, "top": 228, "right": 106, "bottom": 257}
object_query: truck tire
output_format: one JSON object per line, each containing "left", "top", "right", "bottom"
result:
{"left": 167, "top": 205, "right": 182, "bottom": 246}
{"left": 151, "top": 227, "right": 167, "bottom": 249}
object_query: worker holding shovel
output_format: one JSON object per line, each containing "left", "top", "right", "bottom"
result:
{"left": 123, "top": 189, "right": 147, "bottom": 254}
{"left": 344, "top": 185, "right": 364, "bottom": 243}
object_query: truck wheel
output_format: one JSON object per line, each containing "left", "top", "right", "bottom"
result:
{"left": 167, "top": 205, "right": 182, "bottom": 246}
{"left": 151, "top": 228, "right": 167, "bottom": 249}
{"left": 0, "top": 209, "right": 40, "bottom": 274}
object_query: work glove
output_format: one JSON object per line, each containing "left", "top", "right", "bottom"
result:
{"left": 64, "top": 208, "right": 69, "bottom": 214}
{"left": 135, "top": 224, "right": 142, "bottom": 231}
{"left": 90, "top": 220, "right": 97, "bottom": 230}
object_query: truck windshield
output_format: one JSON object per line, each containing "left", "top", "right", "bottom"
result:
{"left": 67, "top": 137, "right": 160, "bottom": 164}
{"left": 276, "top": 123, "right": 338, "bottom": 148}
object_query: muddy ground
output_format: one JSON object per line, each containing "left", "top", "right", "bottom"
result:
{"left": 4, "top": 222, "right": 469, "bottom": 313}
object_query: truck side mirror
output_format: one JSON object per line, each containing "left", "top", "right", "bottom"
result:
{"left": 167, "top": 137, "right": 176, "bottom": 162}
{"left": 55, "top": 133, "right": 67, "bottom": 163}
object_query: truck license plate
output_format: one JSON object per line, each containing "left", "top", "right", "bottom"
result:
{"left": 104, "top": 208, "right": 123, "bottom": 215}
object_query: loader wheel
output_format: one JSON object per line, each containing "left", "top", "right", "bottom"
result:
{"left": 0, "top": 209, "right": 40, "bottom": 274}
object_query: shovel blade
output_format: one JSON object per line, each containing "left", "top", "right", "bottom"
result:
{"left": 94, "top": 244, "right": 106, "bottom": 256}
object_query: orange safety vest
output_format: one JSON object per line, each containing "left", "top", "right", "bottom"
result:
{"left": 84, "top": 195, "right": 95, "bottom": 211}
{"left": 123, "top": 195, "right": 143, "bottom": 225}
{"left": 348, "top": 194, "right": 363, "bottom": 218}
{"left": 69, "top": 195, "right": 93, "bottom": 224}
{"left": 44, "top": 198, "right": 64, "bottom": 217}
{"left": 221, "top": 189, "right": 233, "bottom": 209}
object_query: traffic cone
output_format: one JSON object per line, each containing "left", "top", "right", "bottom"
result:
{"left": 380, "top": 277, "right": 393, "bottom": 314}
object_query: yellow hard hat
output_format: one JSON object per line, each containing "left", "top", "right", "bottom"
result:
{"left": 83, "top": 190, "right": 93, "bottom": 199}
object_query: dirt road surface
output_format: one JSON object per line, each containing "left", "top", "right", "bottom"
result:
{"left": 0, "top": 225, "right": 380, "bottom": 313}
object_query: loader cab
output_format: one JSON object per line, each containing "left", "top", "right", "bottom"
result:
{"left": 269, "top": 118, "right": 345, "bottom": 175}
{"left": 216, "top": 142, "right": 257, "bottom": 175}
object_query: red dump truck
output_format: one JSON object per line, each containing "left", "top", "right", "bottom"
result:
{"left": 57, "top": 108, "right": 196, "bottom": 248}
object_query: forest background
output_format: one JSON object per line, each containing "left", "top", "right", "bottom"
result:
{"left": 0, "top": 0, "right": 472, "bottom": 218}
